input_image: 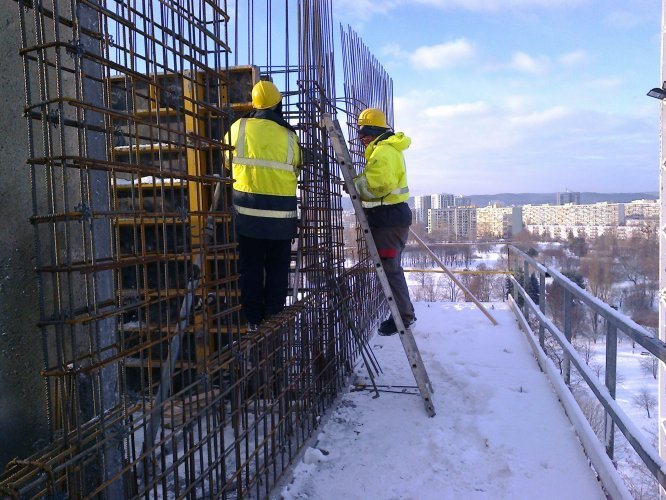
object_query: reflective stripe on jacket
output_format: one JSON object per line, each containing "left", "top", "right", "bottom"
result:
{"left": 227, "top": 118, "right": 302, "bottom": 239}
{"left": 352, "top": 132, "right": 410, "bottom": 209}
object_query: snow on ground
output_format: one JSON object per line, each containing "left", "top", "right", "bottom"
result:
{"left": 278, "top": 302, "right": 607, "bottom": 500}
{"left": 591, "top": 336, "right": 659, "bottom": 467}
{"left": 615, "top": 341, "right": 658, "bottom": 419}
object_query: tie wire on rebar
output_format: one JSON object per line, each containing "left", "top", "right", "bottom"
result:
{"left": 1, "top": 1, "right": 392, "bottom": 498}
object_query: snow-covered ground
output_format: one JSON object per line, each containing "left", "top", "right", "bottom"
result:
{"left": 278, "top": 302, "right": 610, "bottom": 499}
{"left": 613, "top": 339, "right": 659, "bottom": 422}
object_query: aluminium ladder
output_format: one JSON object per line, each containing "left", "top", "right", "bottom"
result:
{"left": 321, "top": 113, "right": 436, "bottom": 417}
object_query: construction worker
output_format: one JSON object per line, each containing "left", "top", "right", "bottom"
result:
{"left": 226, "top": 80, "right": 301, "bottom": 332}
{"left": 354, "top": 107, "right": 415, "bottom": 336}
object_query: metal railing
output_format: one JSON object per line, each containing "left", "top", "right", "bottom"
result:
{"left": 507, "top": 245, "right": 666, "bottom": 497}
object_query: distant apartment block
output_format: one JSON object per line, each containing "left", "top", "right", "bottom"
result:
{"left": 431, "top": 193, "right": 455, "bottom": 209}
{"left": 624, "top": 199, "right": 659, "bottom": 222}
{"left": 476, "top": 205, "right": 523, "bottom": 239}
{"left": 412, "top": 194, "right": 657, "bottom": 241}
{"left": 527, "top": 224, "right": 652, "bottom": 240}
{"left": 414, "top": 195, "right": 432, "bottom": 227}
{"left": 523, "top": 202, "right": 625, "bottom": 227}
{"left": 453, "top": 195, "right": 471, "bottom": 207}
{"left": 523, "top": 200, "right": 657, "bottom": 239}
{"left": 556, "top": 191, "right": 581, "bottom": 205}
{"left": 429, "top": 206, "right": 477, "bottom": 241}
{"left": 341, "top": 210, "right": 357, "bottom": 229}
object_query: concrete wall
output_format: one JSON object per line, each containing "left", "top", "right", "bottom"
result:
{"left": 0, "top": 0, "right": 49, "bottom": 472}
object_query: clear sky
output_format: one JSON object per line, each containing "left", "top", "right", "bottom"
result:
{"left": 333, "top": 0, "right": 662, "bottom": 196}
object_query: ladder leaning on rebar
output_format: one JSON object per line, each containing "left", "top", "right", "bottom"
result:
{"left": 321, "top": 113, "right": 436, "bottom": 417}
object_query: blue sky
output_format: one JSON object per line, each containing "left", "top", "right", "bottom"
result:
{"left": 333, "top": 0, "right": 661, "bottom": 196}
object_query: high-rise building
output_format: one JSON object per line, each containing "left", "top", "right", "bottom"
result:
{"left": 414, "top": 195, "right": 432, "bottom": 228}
{"left": 431, "top": 193, "right": 455, "bottom": 209}
{"left": 556, "top": 191, "right": 581, "bottom": 205}
{"left": 477, "top": 205, "right": 523, "bottom": 239}
{"left": 453, "top": 195, "right": 472, "bottom": 207}
{"left": 429, "top": 206, "right": 477, "bottom": 241}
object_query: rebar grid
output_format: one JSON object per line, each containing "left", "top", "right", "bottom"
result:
{"left": 340, "top": 25, "right": 394, "bottom": 133}
{"left": 339, "top": 24, "right": 395, "bottom": 325}
{"left": 2, "top": 0, "right": 388, "bottom": 498}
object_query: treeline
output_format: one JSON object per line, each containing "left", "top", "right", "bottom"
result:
{"left": 343, "top": 224, "right": 658, "bottom": 335}
{"left": 511, "top": 229, "right": 658, "bottom": 338}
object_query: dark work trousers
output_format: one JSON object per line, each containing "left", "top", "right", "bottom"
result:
{"left": 370, "top": 225, "right": 415, "bottom": 321}
{"left": 238, "top": 235, "right": 292, "bottom": 324}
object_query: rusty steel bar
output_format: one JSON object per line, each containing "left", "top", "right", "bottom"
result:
{"left": 338, "top": 24, "right": 398, "bottom": 329}
{"left": 3, "top": 0, "right": 389, "bottom": 498}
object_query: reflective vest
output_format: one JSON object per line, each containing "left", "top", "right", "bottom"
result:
{"left": 228, "top": 118, "right": 301, "bottom": 239}
{"left": 353, "top": 132, "right": 411, "bottom": 208}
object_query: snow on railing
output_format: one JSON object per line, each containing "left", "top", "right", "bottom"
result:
{"left": 508, "top": 245, "right": 666, "bottom": 496}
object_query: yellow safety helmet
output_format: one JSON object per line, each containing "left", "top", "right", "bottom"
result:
{"left": 357, "top": 108, "right": 388, "bottom": 129}
{"left": 251, "top": 80, "right": 282, "bottom": 109}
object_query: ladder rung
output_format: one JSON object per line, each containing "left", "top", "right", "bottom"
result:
{"left": 321, "top": 114, "right": 436, "bottom": 417}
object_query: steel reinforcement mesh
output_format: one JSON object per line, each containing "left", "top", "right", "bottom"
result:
{"left": 1, "top": 0, "right": 385, "bottom": 498}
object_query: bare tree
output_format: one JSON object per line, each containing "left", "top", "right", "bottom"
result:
{"left": 639, "top": 356, "right": 658, "bottom": 380}
{"left": 541, "top": 246, "right": 566, "bottom": 268}
{"left": 589, "top": 360, "right": 603, "bottom": 379}
{"left": 546, "top": 277, "right": 587, "bottom": 339}
{"left": 410, "top": 221, "right": 428, "bottom": 241}
{"left": 487, "top": 272, "right": 508, "bottom": 302}
{"left": 542, "top": 334, "right": 565, "bottom": 374}
{"left": 631, "top": 309, "right": 658, "bottom": 332}
{"left": 412, "top": 271, "right": 441, "bottom": 302}
{"left": 511, "top": 228, "right": 538, "bottom": 251}
{"left": 573, "top": 338, "right": 593, "bottom": 364}
{"left": 568, "top": 234, "right": 588, "bottom": 258}
{"left": 442, "top": 275, "right": 462, "bottom": 302}
{"left": 617, "top": 233, "right": 658, "bottom": 313}
{"left": 466, "top": 264, "right": 494, "bottom": 302}
{"left": 579, "top": 252, "right": 614, "bottom": 339}
{"left": 632, "top": 387, "right": 657, "bottom": 418}
{"left": 617, "top": 431, "right": 660, "bottom": 499}
{"left": 462, "top": 244, "right": 473, "bottom": 268}
{"left": 571, "top": 388, "right": 605, "bottom": 439}
{"left": 620, "top": 459, "right": 659, "bottom": 500}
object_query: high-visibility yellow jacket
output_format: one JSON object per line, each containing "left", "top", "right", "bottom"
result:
{"left": 227, "top": 117, "right": 301, "bottom": 239}
{"left": 353, "top": 132, "right": 410, "bottom": 209}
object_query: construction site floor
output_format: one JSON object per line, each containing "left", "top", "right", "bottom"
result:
{"left": 275, "top": 302, "right": 607, "bottom": 500}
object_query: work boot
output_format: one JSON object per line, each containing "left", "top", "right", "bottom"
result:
{"left": 379, "top": 316, "right": 393, "bottom": 332}
{"left": 378, "top": 315, "right": 416, "bottom": 336}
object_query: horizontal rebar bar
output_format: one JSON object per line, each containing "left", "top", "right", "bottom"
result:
{"left": 2, "top": 1, "right": 388, "bottom": 498}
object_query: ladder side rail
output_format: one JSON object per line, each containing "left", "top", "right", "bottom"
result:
{"left": 322, "top": 114, "right": 435, "bottom": 417}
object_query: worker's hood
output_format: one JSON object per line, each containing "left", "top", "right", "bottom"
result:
{"left": 365, "top": 131, "right": 411, "bottom": 158}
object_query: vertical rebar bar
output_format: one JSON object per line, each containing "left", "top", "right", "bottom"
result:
{"left": 3, "top": 1, "right": 389, "bottom": 497}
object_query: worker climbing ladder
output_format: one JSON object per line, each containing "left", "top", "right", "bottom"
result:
{"left": 321, "top": 113, "right": 436, "bottom": 417}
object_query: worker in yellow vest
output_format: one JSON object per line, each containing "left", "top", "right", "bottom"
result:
{"left": 354, "top": 107, "right": 415, "bottom": 335}
{"left": 226, "top": 81, "right": 302, "bottom": 332}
